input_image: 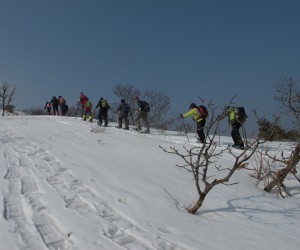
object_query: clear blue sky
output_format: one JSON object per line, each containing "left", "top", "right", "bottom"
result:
{"left": 1, "top": 0, "right": 299, "bottom": 132}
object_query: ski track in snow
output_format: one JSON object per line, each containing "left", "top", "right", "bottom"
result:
{"left": 1, "top": 125, "right": 187, "bottom": 250}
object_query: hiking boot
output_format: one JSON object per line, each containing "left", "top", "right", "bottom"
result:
{"left": 196, "top": 138, "right": 206, "bottom": 143}
{"left": 232, "top": 144, "right": 245, "bottom": 150}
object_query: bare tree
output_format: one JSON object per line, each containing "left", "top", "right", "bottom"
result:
{"left": 113, "top": 82, "right": 141, "bottom": 103}
{"left": 143, "top": 89, "right": 176, "bottom": 131}
{"left": 274, "top": 73, "right": 300, "bottom": 127}
{"left": 0, "top": 81, "right": 17, "bottom": 116}
{"left": 160, "top": 100, "right": 261, "bottom": 214}
{"left": 260, "top": 74, "right": 300, "bottom": 195}
{"left": 263, "top": 144, "right": 300, "bottom": 197}
{"left": 112, "top": 83, "right": 176, "bottom": 130}
{"left": 112, "top": 83, "right": 141, "bottom": 124}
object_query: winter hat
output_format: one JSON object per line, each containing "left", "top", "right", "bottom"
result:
{"left": 189, "top": 103, "right": 197, "bottom": 109}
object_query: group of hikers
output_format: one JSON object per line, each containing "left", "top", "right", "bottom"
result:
{"left": 79, "top": 92, "right": 246, "bottom": 150}
{"left": 44, "top": 92, "right": 247, "bottom": 150}
{"left": 79, "top": 92, "right": 111, "bottom": 126}
{"left": 44, "top": 96, "right": 68, "bottom": 116}
{"left": 180, "top": 104, "right": 247, "bottom": 150}
{"left": 79, "top": 92, "right": 151, "bottom": 133}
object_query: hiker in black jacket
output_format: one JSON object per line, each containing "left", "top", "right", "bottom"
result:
{"left": 49, "top": 96, "right": 59, "bottom": 115}
{"left": 94, "top": 97, "right": 110, "bottom": 126}
{"left": 116, "top": 99, "right": 130, "bottom": 130}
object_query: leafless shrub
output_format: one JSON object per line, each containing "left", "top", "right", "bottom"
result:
{"left": 0, "top": 81, "right": 17, "bottom": 116}
{"left": 274, "top": 73, "right": 300, "bottom": 127}
{"left": 28, "top": 108, "right": 45, "bottom": 115}
{"left": 112, "top": 83, "right": 176, "bottom": 131}
{"left": 263, "top": 144, "right": 300, "bottom": 197}
{"left": 260, "top": 74, "right": 300, "bottom": 196}
{"left": 160, "top": 99, "right": 261, "bottom": 214}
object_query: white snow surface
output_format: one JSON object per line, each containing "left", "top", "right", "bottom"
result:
{"left": 0, "top": 115, "right": 300, "bottom": 250}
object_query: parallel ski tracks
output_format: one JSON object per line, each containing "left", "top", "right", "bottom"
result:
{"left": 1, "top": 125, "right": 186, "bottom": 250}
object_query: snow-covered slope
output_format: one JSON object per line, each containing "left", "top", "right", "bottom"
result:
{"left": 0, "top": 115, "right": 299, "bottom": 250}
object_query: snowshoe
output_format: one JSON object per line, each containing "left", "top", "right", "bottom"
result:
{"left": 139, "top": 130, "right": 150, "bottom": 134}
{"left": 196, "top": 138, "right": 207, "bottom": 144}
{"left": 230, "top": 144, "right": 245, "bottom": 150}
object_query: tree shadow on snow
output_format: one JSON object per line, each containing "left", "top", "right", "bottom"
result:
{"left": 197, "top": 194, "right": 300, "bottom": 226}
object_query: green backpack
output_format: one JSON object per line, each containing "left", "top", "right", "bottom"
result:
{"left": 86, "top": 100, "right": 92, "bottom": 108}
{"left": 101, "top": 99, "right": 110, "bottom": 109}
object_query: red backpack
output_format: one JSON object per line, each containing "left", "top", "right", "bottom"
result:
{"left": 198, "top": 105, "right": 208, "bottom": 118}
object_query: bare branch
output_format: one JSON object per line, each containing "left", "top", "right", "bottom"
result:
{"left": 160, "top": 98, "right": 260, "bottom": 214}
{"left": 0, "top": 81, "right": 17, "bottom": 116}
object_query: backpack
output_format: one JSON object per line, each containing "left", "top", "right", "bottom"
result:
{"left": 86, "top": 100, "right": 92, "bottom": 108}
{"left": 123, "top": 103, "right": 130, "bottom": 113}
{"left": 234, "top": 107, "right": 247, "bottom": 123}
{"left": 80, "top": 95, "right": 88, "bottom": 103}
{"left": 101, "top": 99, "right": 110, "bottom": 109}
{"left": 198, "top": 105, "right": 208, "bottom": 118}
{"left": 141, "top": 101, "right": 150, "bottom": 112}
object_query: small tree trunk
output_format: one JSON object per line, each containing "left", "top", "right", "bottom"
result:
{"left": 187, "top": 194, "right": 206, "bottom": 214}
{"left": 264, "top": 143, "right": 300, "bottom": 192}
{"left": 2, "top": 98, "right": 4, "bottom": 116}
{"left": 264, "top": 168, "right": 291, "bottom": 192}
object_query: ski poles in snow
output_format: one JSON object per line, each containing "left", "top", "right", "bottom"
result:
{"left": 181, "top": 118, "right": 190, "bottom": 142}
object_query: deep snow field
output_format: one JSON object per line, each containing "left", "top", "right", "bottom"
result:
{"left": 0, "top": 115, "right": 300, "bottom": 250}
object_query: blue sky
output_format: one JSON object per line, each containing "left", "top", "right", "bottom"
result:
{"left": 0, "top": 0, "right": 299, "bottom": 132}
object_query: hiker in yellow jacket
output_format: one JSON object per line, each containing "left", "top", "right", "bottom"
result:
{"left": 226, "top": 106, "right": 246, "bottom": 150}
{"left": 180, "top": 103, "right": 207, "bottom": 143}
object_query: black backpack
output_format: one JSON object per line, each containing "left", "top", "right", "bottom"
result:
{"left": 235, "top": 107, "right": 247, "bottom": 123}
{"left": 141, "top": 101, "right": 150, "bottom": 112}
{"left": 123, "top": 103, "right": 130, "bottom": 113}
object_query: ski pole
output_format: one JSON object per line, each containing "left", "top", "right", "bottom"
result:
{"left": 218, "top": 123, "right": 221, "bottom": 146}
{"left": 181, "top": 118, "right": 190, "bottom": 142}
{"left": 163, "top": 188, "right": 184, "bottom": 210}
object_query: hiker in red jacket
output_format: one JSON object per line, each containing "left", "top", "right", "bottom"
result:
{"left": 83, "top": 98, "right": 93, "bottom": 122}
{"left": 79, "top": 92, "right": 88, "bottom": 115}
